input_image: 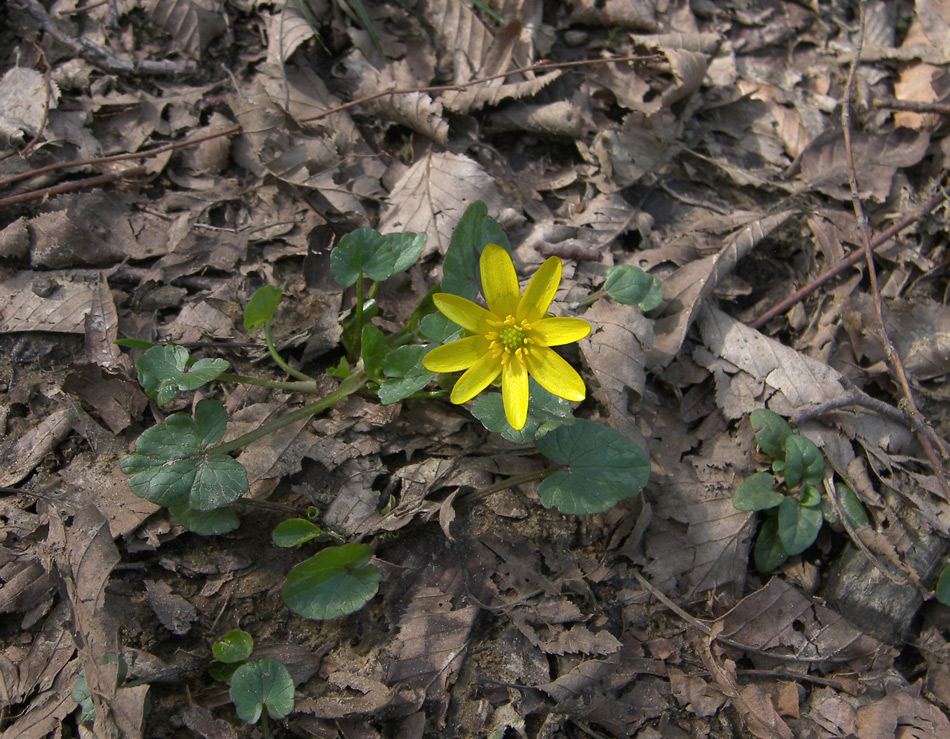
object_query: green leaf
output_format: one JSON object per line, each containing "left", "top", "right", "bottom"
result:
{"left": 272, "top": 519, "right": 327, "bottom": 547}
{"left": 72, "top": 671, "right": 95, "bottom": 725}
{"left": 387, "top": 232, "right": 427, "bottom": 274}
{"left": 282, "top": 543, "right": 380, "bottom": 620}
{"left": 169, "top": 503, "right": 240, "bottom": 535}
{"left": 442, "top": 201, "right": 510, "bottom": 300}
{"left": 137, "top": 344, "right": 230, "bottom": 405}
{"left": 777, "top": 496, "right": 823, "bottom": 555}
{"left": 331, "top": 229, "right": 392, "bottom": 286}
{"left": 244, "top": 285, "right": 284, "bottom": 331}
{"left": 361, "top": 324, "right": 388, "bottom": 382}
{"left": 330, "top": 229, "right": 426, "bottom": 287}
{"left": 783, "top": 434, "right": 824, "bottom": 488}
{"left": 749, "top": 409, "right": 793, "bottom": 461}
{"left": 535, "top": 419, "right": 650, "bottom": 514}
{"left": 209, "top": 660, "right": 240, "bottom": 683}
{"left": 602, "top": 265, "right": 664, "bottom": 311}
{"left": 836, "top": 482, "right": 869, "bottom": 529}
{"left": 937, "top": 566, "right": 950, "bottom": 606}
{"left": 120, "top": 400, "right": 249, "bottom": 511}
{"left": 420, "top": 313, "right": 462, "bottom": 343}
{"left": 733, "top": 472, "right": 783, "bottom": 511}
{"left": 471, "top": 378, "right": 575, "bottom": 443}
{"left": 799, "top": 484, "right": 821, "bottom": 508}
{"left": 229, "top": 658, "right": 295, "bottom": 724}
{"left": 213, "top": 630, "right": 254, "bottom": 663}
{"left": 378, "top": 345, "right": 436, "bottom": 404}
{"left": 754, "top": 516, "right": 789, "bottom": 572}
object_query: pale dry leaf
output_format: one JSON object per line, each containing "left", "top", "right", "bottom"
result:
{"left": 444, "top": 70, "right": 562, "bottom": 114}
{"left": 83, "top": 275, "right": 126, "bottom": 373}
{"left": 696, "top": 304, "right": 913, "bottom": 453}
{"left": 800, "top": 128, "right": 931, "bottom": 203}
{"left": 568, "top": 0, "right": 656, "bottom": 30}
{"left": 422, "top": 0, "right": 492, "bottom": 81}
{"left": 49, "top": 505, "right": 148, "bottom": 737}
{"left": 265, "top": 1, "right": 321, "bottom": 66}
{"left": 587, "top": 110, "right": 680, "bottom": 190}
{"left": 386, "top": 585, "right": 478, "bottom": 700}
{"left": 649, "top": 210, "right": 795, "bottom": 369}
{"left": 145, "top": 580, "right": 197, "bottom": 635}
{"left": 6, "top": 602, "right": 74, "bottom": 705}
{"left": 580, "top": 300, "right": 651, "bottom": 443}
{"left": 379, "top": 151, "right": 509, "bottom": 257}
{"left": 489, "top": 100, "right": 592, "bottom": 138}
{"left": 146, "top": 0, "right": 227, "bottom": 59}
{"left": 541, "top": 624, "right": 622, "bottom": 656}
{"left": 668, "top": 668, "right": 726, "bottom": 717}
{"left": 343, "top": 51, "right": 448, "bottom": 144}
{"left": 0, "top": 67, "right": 59, "bottom": 146}
{"left": 537, "top": 658, "right": 617, "bottom": 704}
{"left": 0, "top": 409, "right": 71, "bottom": 487}
{"left": 297, "top": 673, "right": 396, "bottom": 718}
{"left": 0, "top": 659, "right": 81, "bottom": 739}
{"left": 643, "top": 433, "right": 754, "bottom": 602}
{"left": 714, "top": 578, "right": 889, "bottom": 665}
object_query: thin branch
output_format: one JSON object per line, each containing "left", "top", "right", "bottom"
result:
{"left": 750, "top": 186, "right": 949, "bottom": 328}
{"left": 14, "top": 0, "right": 197, "bottom": 77}
{"left": 0, "top": 54, "right": 659, "bottom": 194}
{"left": 0, "top": 166, "right": 147, "bottom": 208}
{"left": 841, "top": 1, "right": 950, "bottom": 501}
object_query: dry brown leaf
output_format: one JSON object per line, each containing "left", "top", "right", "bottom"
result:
{"left": 0, "top": 67, "right": 59, "bottom": 147}
{"left": 649, "top": 210, "right": 795, "bottom": 369}
{"left": 800, "top": 128, "right": 931, "bottom": 203}
{"left": 714, "top": 577, "right": 890, "bottom": 666}
{"left": 643, "top": 433, "right": 754, "bottom": 601}
{"left": 568, "top": 0, "right": 656, "bottom": 30}
{"left": 49, "top": 505, "right": 149, "bottom": 737}
{"left": 855, "top": 685, "right": 950, "bottom": 738}
{"left": 146, "top": 0, "right": 227, "bottom": 60}
{"left": 145, "top": 580, "right": 198, "bottom": 635}
{"left": 265, "top": 0, "right": 321, "bottom": 66}
{"left": 297, "top": 673, "right": 397, "bottom": 719}
{"left": 343, "top": 51, "right": 448, "bottom": 144}
{"left": 586, "top": 110, "right": 680, "bottom": 190}
{"left": 489, "top": 100, "right": 592, "bottom": 138}
{"left": 696, "top": 304, "right": 912, "bottom": 453}
{"left": 580, "top": 299, "right": 651, "bottom": 443}
{"left": 379, "top": 151, "right": 510, "bottom": 257}
{"left": 423, "top": 0, "right": 493, "bottom": 81}
{"left": 0, "top": 409, "right": 71, "bottom": 487}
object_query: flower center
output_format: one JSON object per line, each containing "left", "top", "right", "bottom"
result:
{"left": 486, "top": 316, "right": 533, "bottom": 364}
{"left": 499, "top": 325, "right": 525, "bottom": 351}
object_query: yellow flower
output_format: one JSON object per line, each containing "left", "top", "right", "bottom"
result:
{"left": 423, "top": 244, "right": 591, "bottom": 430}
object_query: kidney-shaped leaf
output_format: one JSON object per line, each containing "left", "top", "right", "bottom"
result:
{"left": 244, "top": 285, "right": 284, "bottom": 331}
{"left": 137, "top": 344, "right": 229, "bottom": 406}
{"left": 120, "top": 399, "right": 248, "bottom": 511}
{"left": 213, "top": 630, "right": 254, "bottom": 664}
{"left": 282, "top": 543, "right": 380, "bottom": 621}
{"left": 230, "top": 658, "right": 295, "bottom": 724}
{"left": 777, "top": 496, "right": 822, "bottom": 555}
{"left": 603, "top": 264, "right": 664, "bottom": 311}
{"left": 441, "top": 200, "right": 510, "bottom": 301}
{"left": 471, "top": 378, "right": 575, "bottom": 443}
{"left": 535, "top": 419, "right": 649, "bottom": 514}
{"left": 733, "top": 472, "right": 783, "bottom": 511}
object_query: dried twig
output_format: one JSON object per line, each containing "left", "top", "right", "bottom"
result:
{"left": 841, "top": 1, "right": 950, "bottom": 501}
{"left": 0, "top": 165, "right": 146, "bottom": 208}
{"left": 750, "top": 186, "right": 949, "bottom": 328}
{"left": 15, "top": 0, "right": 197, "bottom": 77}
{"left": 871, "top": 97, "right": 950, "bottom": 116}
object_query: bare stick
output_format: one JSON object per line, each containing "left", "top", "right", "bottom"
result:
{"left": 15, "top": 0, "right": 197, "bottom": 77}
{"left": 841, "top": 1, "right": 950, "bottom": 501}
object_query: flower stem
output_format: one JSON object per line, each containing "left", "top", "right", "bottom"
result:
{"left": 265, "top": 321, "right": 317, "bottom": 383}
{"left": 217, "top": 372, "right": 319, "bottom": 393}
{"left": 207, "top": 371, "right": 367, "bottom": 456}
{"left": 572, "top": 289, "right": 606, "bottom": 309}
{"left": 462, "top": 467, "right": 561, "bottom": 505}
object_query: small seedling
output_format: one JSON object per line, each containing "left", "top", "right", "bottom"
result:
{"left": 209, "top": 630, "right": 295, "bottom": 734}
{"left": 735, "top": 409, "right": 868, "bottom": 571}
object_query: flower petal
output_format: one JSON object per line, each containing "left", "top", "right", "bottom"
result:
{"left": 450, "top": 352, "right": 502, "bottom": 404}
{"left": 502, "top": 351, "right": 529, "bottom": 430}
{"left": 433, "top": 293, "right": 495, "bottom": 334}
{"left": 529, "top": 317, "right": 591, "bottom": 347}
{"left": 517, "top": 256, "right": 561, "bottom": 322}
{"left": 480, "top": 244, "right": 520, "bottom": 317}
{"left": 526, "top": 346, "right": 586, "bottom": 401}
{"left": 423, "top": 335, "right": 491, "bottom": 372}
